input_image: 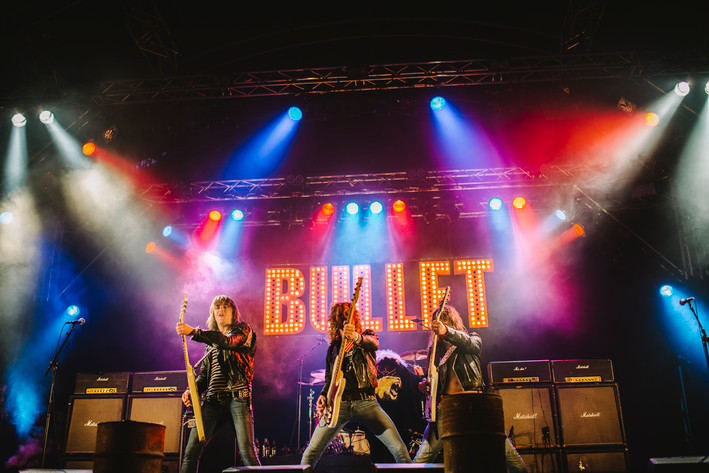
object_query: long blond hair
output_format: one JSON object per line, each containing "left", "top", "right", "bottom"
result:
{"left": 327, "top": 302, "right": 362, "bottom": 343}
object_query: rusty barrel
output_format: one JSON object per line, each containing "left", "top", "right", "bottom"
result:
{"left": 94, "top": 420, "right": 165, "bottom": 473}
{"left": 440, "top": 392, "right": 506, "bottom": 473}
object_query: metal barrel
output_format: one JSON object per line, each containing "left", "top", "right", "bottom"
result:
{"left": 94, "top": 420, "right": 165, "bottom": 473}
{"left": 440, "top": 392, "right": 506, "bottom": 473}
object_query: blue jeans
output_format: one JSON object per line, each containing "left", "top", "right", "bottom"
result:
{"left": 413, "top": 418, "right": 528, "bottom": 473}
{"left": 181, "top": 397, "right": 260, "bottom": 473}
{"left": 301, "top": 399, "right": 411, "bottom": 469}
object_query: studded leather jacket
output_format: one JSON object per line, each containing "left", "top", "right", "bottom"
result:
{"left": 192, "top": 322, "right": 257, "bottom": 393}
{"left": 320, "top": 329, "right": 379, "bottom": 398}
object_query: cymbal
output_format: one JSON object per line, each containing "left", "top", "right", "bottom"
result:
{"left": 310, "top": 369, "right": 326, "bottom": 382}
{"left": 297, "top": 380, "right": 324, "bottom": 386}
{"left": 400, "top": 350, "right": 427, "bottom": 361}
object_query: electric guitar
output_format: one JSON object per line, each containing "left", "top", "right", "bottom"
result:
{"left": 323, "top": 277, "right": 363, "bottom": 428}
{"left": 423, "top": 286, "right": 450, "bottom": 423}
{"left": 180, "top": 293, "right": 205, "bottom": 442}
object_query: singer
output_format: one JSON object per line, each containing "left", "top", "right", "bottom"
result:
{"left": 412, "top": 305, "right": 528, "bottom": 473}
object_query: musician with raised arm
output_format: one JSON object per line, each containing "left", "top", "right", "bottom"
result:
{"left": 175, "top": 295, "right": 260, "bottom": 472}
{"left": 413, "top": 305, "right": 528, "bottom": 473}
{"left": 300, "top": 301, "right": 411, "bottom": 471}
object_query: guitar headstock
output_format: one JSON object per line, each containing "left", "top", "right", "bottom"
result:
{"left": 352, "top": 277, "right": 363, "bottom": 301}
{"left": 179, "top": 293, "right": 188, "bottom": 322}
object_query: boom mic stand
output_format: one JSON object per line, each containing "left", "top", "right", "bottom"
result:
{"left": 42, "top": 322, "right": 81, "bottom": 468}
{"left": 682, "top": 299, "right": 709, "bottom": 373}
{"left": 294, "top": 337, "right": 326, "bottom": 451}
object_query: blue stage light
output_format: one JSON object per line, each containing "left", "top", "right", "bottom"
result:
{"left": 288, "top": 106, "right": 303, "bottom": 121}
{"left": 231, "top": 209, "right": 245, "bottom": 221}
{"left": 370, "top": 201, "right": 383, "bottom": 214}
{"left": 0, "top": 211, "right": 14, "bottom": 224}
{"left": 430, "top": 96, "right": 446, "bottom": 111}
{"left": 162, "top": 225, "right": 173, "bottom": 237}
{"left": 66, "top": 305, "right": 80, "bottom": 316}
{"left": 555, "top": 209, "right": 567, "bottom": 221}
{"left": 346, "top": 202, "right": 359, "bottom": 215}
{"left": 488, "top": 197, "right": 503, "bottom": 211}
{"left": 659, "top": 285, "right": 673, "bottom": 297}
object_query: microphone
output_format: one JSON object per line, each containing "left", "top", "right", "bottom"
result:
{"left": 679, "top": 297, "right": 695, "bottom": 306}
{"left": 68, "top": 318, "right": 85, "bottom": 325}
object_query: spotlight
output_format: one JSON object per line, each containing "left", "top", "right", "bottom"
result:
{"left": 573, "top": 223, "right": 585, "bottom": 236}
{"left": 145, "top": 241, "right": 156, "bottom": 253}
{"left": 288, "top": 106, "right": 303, "bottom": 121}
{"left": 231, "top": 209, "right": 244, "bottom": 221}
{"left": 392, "top": 199, "right": 406, "bottom": 213}
{"left": 66, "top": 305, "right": 80, "bottom": 316}
{"left": 674, "top": 81, "right": 690, "bottom": 97}
{"left": 645, "top": 112, "right": 659, "bottom": 127}
{"left": 705, "top": 81, "right": 709, "bottom": 95}
{"left": 39, "top": 110, "right": 54, "bottom": 124}
{"left": 162, "top": 225, "right": 173, "bottom": 237}
{"left": 82, "top": 142, "right": 96, "bottom": 156}
{"left": 321, "top": 203, "right": 335, "bottom": 216}
{"left": 512, "top": 196, "right": 527, "bottom": 209}
{"left": 430, "top": 96, "right": 446, "bottom": 111}
{"left": 346, "top": 202, "right": 359, "bottom": 215}
{"left": 370, "top": 201, "right": 383, "bottom": 214}
{"left": 488, "top": 197, "right": 503, "bottom": 211}
{"left": 11, "top": 113, "right": 26, "bottom": 127}
{"left": 555, "top": 209, "right": 567, "bottom": 221}
{"left": 659, "top": 285, "right": 673, "bottom": 297}
{"left": 0, "top": 211, "right": 14, "bottom": 224}
{"left": 208, "top": 210, "right": 222, "bottom": 221}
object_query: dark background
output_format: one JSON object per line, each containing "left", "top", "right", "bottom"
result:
{"left": 1, "top": 1, "right": 709, "bottom": 472}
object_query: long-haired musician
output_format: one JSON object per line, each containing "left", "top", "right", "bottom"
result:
{"left": 300, "top": 302, "right": 411, "bottom": 471}
{"left": 413, "top": 305, "right": 528, "bottom": 473}
{"left": 175, "top": 295, "right": 260, "bottom": 472}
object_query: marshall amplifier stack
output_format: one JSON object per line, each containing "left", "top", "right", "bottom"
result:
{"left": 63, "top": 370, "right": 187, "bottom": 471}
{"left": 489, "top": 359, "right": 628, "bottom": 473}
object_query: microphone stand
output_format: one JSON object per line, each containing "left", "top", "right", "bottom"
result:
{"left": 294, "top": 338, "right": 326, "bottom": 451}
{"left": 683, "top": 300, "right": 709, "bottom": 373}
{"left": 42, "top": 322, "right": 80, "bottom": 468}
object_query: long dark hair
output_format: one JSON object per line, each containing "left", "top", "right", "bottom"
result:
{"left": 206, "top": 295, "right": 240, "bottom": 331}
{"left": 428, "top": 305, "right": 465, "bottom": 350}
{"left": 327, "top": 302, "right": 362, "bottom": 343}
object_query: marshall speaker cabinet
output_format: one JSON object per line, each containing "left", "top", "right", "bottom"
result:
{"left": 555, "top": 384, "right": 625, "bottom": 447}
{"left": 64, "top": 395, "right": 126, "bottom": 454}
{"left": 493, "top": 385, "right": 558, "bottom": 449}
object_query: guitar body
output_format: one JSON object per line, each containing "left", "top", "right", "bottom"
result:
{"left": 423, "top": 286, "right": 450, "bottom": 424}
{"left": 180, "top": 294, "right": 206, "bottom": 442}
{"left": 323, "top": 365, "right": 345, "bottom": 428}
{"left": 424, "top": 368, "right": 439, "bottom": 422}
{"left": 323, "top": 278, "right": 363, "bottom": 429}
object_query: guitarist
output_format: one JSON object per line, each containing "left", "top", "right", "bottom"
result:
{"left": 412, "top": 305, "right": 527, "bottom": 473}
{"left": 175, "top": 295, "right": 261, "bottom": 472}
{"left": 300, "top": 302, "right": 411, "bottom": 471}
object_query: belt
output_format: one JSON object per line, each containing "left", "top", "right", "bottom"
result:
{"left": 341, "top": 392, "right": 376, "bottom": 401}
{"left": 207, "top": 388, "right": 250, "bottom": 401}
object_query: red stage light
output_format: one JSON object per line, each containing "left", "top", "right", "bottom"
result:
{"left": 208, "top": 210, "right": 222, "bottom": 221}
{"left": 512, "top": 196, "right": 526, "bottom": 209}
{"left": 573, "top": 223, "right": 585, "bottom": 236}
{"left": 82, "top": 142, "right": 96, "bottom": 156}
{"left": 145, "top": 241, "right": 156, "bottom": 253}
{"left": 392, "top": 199, "right": 406, "bottom": 213}
{"left": 321, "top": 203, "right": 335, "bottom": 215}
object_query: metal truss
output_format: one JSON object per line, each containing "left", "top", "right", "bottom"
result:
{"left": 91, "top": 52, "right": 709, "bottom": 105}
{"left": 140, "top": 164, "right": 614, "bottom": 205}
